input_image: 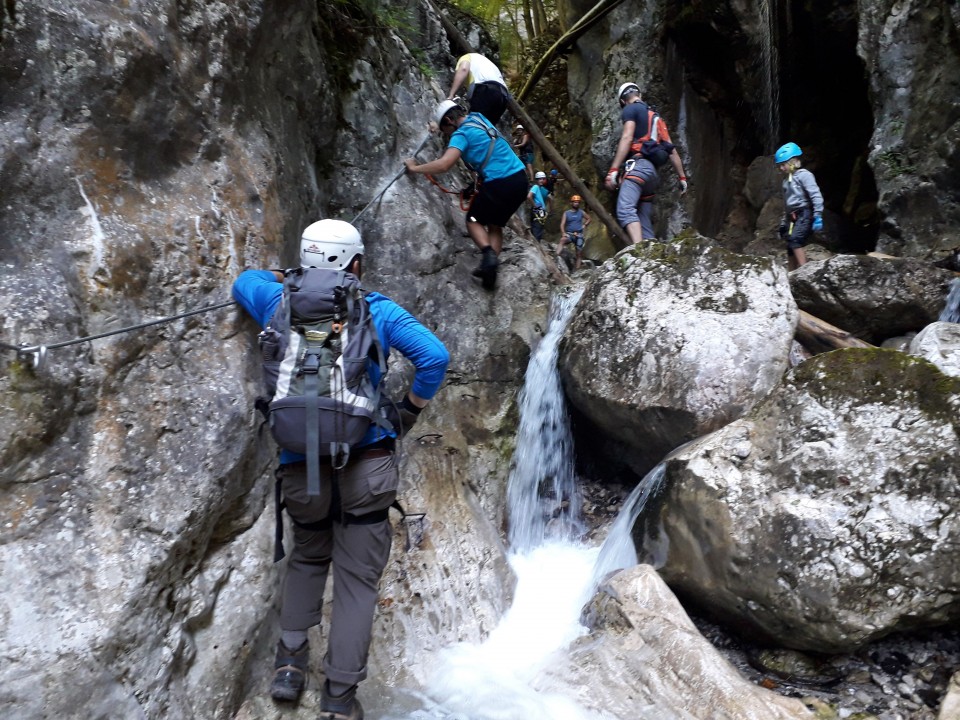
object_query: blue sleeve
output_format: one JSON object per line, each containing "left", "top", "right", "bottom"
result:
{"left": 369, "top": 295, "right": 450, "bottom": 400}
{"left": 449, "top": 129, "right": 469, "bottom": 155}
{"left": 232, "top": 270, "right": 283, "bottom": 329}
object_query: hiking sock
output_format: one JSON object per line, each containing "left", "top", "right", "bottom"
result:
{"left": 281, "top": 630, "right": 308, "bottom": 651}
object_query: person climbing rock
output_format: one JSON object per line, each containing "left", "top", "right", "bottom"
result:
{"left": 232, "top": 219, "right": 449, "bottom": 719}
{"left": 404, "top": 100, "right": 527, "bottom": 290}
{"left": 605, "top": 82, "right": 688, "bottom": 243}
{"left": 556, "top": 195, "right": 591, "bottom": 270}
{"left": 447, "top": 52, "right": 510, "bottom": 125}
{"left": 527, "top": 170, "right": 552, "bottom": 242}
{"left": 545, "top": 168, "right": 562, "bottom": 196}
{"left": 775, "top": 141, "right": 824, "bottom": 270}
{"left": 514, "top": 124, "right": 535, "bottom": 182}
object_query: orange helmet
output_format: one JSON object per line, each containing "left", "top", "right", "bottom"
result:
{"left": 570, "top": 195, "right": 582, "bottom": 203}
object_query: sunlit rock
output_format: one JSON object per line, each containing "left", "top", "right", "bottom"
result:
{"left": 909, "top": 322, "right": 960, "bottom": 378}
{"left": 637, "top": 348, "right": 960, "bottom": 652}
{"left": 551, "top": 565, "right": 813, "bottom": 719}
{"left": 559, "top": 235, "right": 797, "bottom": 473}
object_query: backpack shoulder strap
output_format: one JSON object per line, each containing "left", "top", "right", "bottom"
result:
{"left": 460, "top": 115, "right": 501, "bottom": 177}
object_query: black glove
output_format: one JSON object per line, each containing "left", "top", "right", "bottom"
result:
{"left": 778, "top": 221, "right": 789, "bottom": 239}
{"left": 383, "top": 395, "right": 422, "bottom": 439}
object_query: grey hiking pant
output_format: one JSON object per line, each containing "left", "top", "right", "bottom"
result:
{"left": 617, "top": 158, "right": 660, "bottom": 241}
{"left": 277, "top": 449, "right": 398, "bottom": 690}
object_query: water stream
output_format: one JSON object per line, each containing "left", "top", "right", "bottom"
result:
{"left": 757, "top": 0, "right": 781, "bottom": 152}
{"left": 939, "top": 277, "right": 960, "bottom": 323}
{"left": 379, "top": 286, "right": 669, "bottom": 719}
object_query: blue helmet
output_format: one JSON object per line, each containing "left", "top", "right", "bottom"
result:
{"left": 774, "top": 142, "right": 802, "bottom": 164}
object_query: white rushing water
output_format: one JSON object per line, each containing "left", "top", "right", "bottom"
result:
{"left": 506, "top": 287, "right": 584, "bottom": 552}
{"left": 383, "top": 286, "right": 667, "bottom": 719}
{"left": 940, "top": 277, "right": 960, "bottom": 323}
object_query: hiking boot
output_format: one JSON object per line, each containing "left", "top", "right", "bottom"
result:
{"left": 320, "top": 684, "right": 364, "bottom": 720}
{"left": 269, "top": 640, "right": 308, "bottom": 702}
{"left": 477, "top": 247, "right": 498, "bottom": 290}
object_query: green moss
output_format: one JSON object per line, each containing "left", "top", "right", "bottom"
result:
{"left": 789, "top": 348, "right": 960, "bottom": 425}
{"left": 696, "top": 290, "right": 748, "bottom": 313}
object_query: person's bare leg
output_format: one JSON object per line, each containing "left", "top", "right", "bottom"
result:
{"left": 466, "top": 220, "right": 491, "bottom": 251}
{"left": 793, "top": 246, "right": 807, "bottom": 267}
{"left": 487, "top": 226, "right": 504, "bottom": 255}
{"left": 575, "top": 249, "right": 582, "bottom": 270}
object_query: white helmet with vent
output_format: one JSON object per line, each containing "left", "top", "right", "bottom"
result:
{"left": 300, "top": 219, "right": 364, "bottom": 270}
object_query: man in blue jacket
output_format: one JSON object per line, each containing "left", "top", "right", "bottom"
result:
{"left": 232, "top": 219, "right": 450, "bottom": 720}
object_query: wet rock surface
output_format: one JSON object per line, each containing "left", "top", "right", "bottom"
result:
{"left": 579, "top": 478, "right": 960, "bottom": 720}
{"left": 693, "top": 615, "right": 960, "bottom": 720}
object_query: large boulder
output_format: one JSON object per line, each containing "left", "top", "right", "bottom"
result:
{"left": 637, "top": 348, "right": 960, "bottom": 652}
{"left": 547, "top": 565, "right": 813, "bottom": 719}
{"left": 559, "top": 235, "right": 797, "bottom": 473}
{"left": 909, "top": 322, "right": 960, "bottom": 378}
{"left": 790, "top": 254, "right": 957, "bottom": 343}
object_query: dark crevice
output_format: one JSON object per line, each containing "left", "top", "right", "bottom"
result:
{"left": 666, "top": 0, "right": 879, "bottom": 252}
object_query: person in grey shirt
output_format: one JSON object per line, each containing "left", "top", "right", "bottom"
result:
{"left": 775, "top": 141, "right": 824, "bottom": 270}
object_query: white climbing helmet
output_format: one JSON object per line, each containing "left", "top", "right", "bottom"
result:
{"left": 434, "top": 99, "right": 460, "bottom": 126}
{"left": 617, "top": 82, "right": 640, "bottom": 104}
{"left": 300, "top": 219, "right": 364, "bottom": 270}
{"left": 535, "top": 171, "right": 547, "bottom": 180}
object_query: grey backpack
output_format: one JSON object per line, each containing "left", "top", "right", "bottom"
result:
{"left": 258, "top": 268, "right": 387, "bottom": 496}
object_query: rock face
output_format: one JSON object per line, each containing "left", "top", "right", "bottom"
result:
{"left": 789, "top": 254, "right": 957, "bottom": 343}
{"left": 559, "top": 236, "right": 797, "bottom": 472}
{"left": 637, "top": 348, "right": 960, "bottom": 653}
{"left": 0, "top": 2, "right": 550, "bottom": 717}
{"left": 566, "top": 0, "right": 960, "bottom": 260}
{"left": 551, "top": 565, "right": 813, "bottom": 719}
{"left": 858, "top": 0, "right": 960, "bottom": 258}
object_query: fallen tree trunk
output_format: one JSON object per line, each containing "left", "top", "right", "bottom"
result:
{"left": 427, "top": 0, "right": 630, "bottom": 249}
{"left": 796, "top": 310, "right": 875, "bottom": 354}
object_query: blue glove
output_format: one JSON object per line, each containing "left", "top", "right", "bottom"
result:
{"left": 812, "top": 214, "right": 823, "bottom": 232}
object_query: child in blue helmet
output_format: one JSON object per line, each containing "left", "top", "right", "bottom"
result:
{"left": 775, "top": 142, "right": 823, "bottom": 270}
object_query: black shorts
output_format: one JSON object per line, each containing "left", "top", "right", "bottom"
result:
{"left": 467, "top": 170, "right": 528, "bottom": 227}
{"left": 467, "top": 81, "right": 509, "bottom": 125}
{"left": 786, "top": 207, "right": 813, "bottom": 250}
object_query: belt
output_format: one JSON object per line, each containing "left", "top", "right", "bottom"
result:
{"left": 360, "top": 448, "right": 393, "bottom": 459}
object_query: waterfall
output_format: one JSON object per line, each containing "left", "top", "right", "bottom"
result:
{"left": 757, "top": 0, "right": 781, "bottom": 151}
{"left": 385, "top": 285, "right": 659, "bottom": 719}
{"left": 592, "top": 463, "right": 667, "bottom": 584}
{"left": 506, "top": 286, "right": 585, "bottom": 553}
{"left": 940, "top": 278, "right": 960, "bottom": 323}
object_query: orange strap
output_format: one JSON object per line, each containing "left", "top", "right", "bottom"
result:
{"left": 424, "top": 174, "right": 478, "bottom": 212}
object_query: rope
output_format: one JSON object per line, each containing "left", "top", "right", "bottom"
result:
{"left": 2, "top": 299, "right": 235, "bottom": 369}
{"left": 350, "top": 134, "right": 432, "bottom": 225}
{"left": 3, "top": 133, "right": 434, "bottom": 370}
{"left": 424, "top": 174, "right": 477, "bottom": 212}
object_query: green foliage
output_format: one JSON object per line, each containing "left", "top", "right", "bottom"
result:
{"left": 875, "top": 149, "right": 914, "bottom": 175}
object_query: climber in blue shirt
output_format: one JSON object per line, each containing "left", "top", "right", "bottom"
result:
{"left": 232, "top": 219, "right": 449, "bottom": 719}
